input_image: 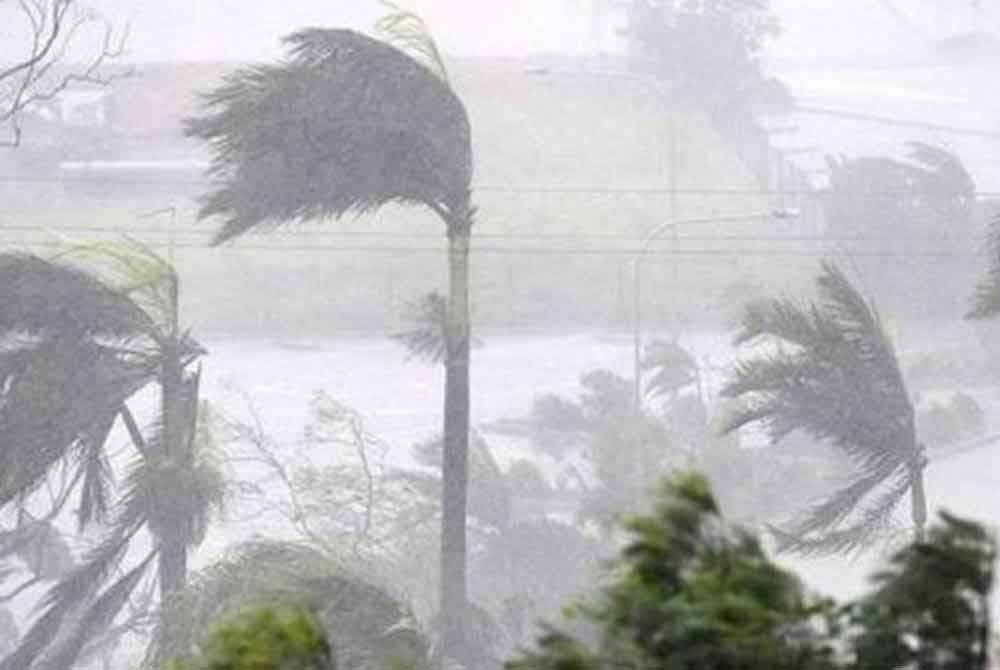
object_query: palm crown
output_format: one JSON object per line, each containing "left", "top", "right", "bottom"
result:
{"left": 721, "top": 262, "right": 926, "bottom": 555}
{"left": 185, "top": 28, "right": 473, "bottom": 244}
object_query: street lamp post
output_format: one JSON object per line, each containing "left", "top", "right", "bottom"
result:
{"left": 632, "top": 209, "right": 799, "bottom": 413}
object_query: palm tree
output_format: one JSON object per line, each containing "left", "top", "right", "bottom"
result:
{"left": 721, "top": 261, "right": 927, "bottom": 555}
{"left": 0, "top": 243, "right": 221, "bottom": 670}
{"left": 150, "top": 540, "right": 430, "bottom": 670}
{"left": 184, "top": 9, "right": 476, "bottom": 660}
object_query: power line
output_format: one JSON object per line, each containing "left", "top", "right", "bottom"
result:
{"left": 0, "top": 238, "right": 986, "bottom": 258}
{"left": 4, "top": 172, "right": 1000, "bottom": 198}
{"left": 2, "top": 231, "right": 986, "bottom": 244}
{"left": 0, "top": 224, "right": 988, "bottom": 243}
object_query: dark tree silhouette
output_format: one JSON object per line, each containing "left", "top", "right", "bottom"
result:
{"left": 721, "top": 262, "right": 927, "bottom": 555}
{"left": 506, "top": 472, "right": 835, "bottom": 670}
{"left": 845, "top": 511, "right": 995, "bottom": 670}
{"left": 184, "top": 15, "right": 477, "bottom": 662}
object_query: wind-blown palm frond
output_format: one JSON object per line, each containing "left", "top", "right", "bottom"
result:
{"left": 721, "top": 262, "right": 923, "bottom": 555}
{"left": 0, "top": 253, "right": 155, "bottom": 337}
{"left": 375, "top": 1, "right": 450, "bottom": 82}
{"left": 393, "top": 291, "right": 448, "bottom": 364}
{"left": 185, "top": 27, "right": 472, "bottom": 244}
{"left": 76, "top": 413, "right": 117, "bottom": 531}
{"left": 54, "top": 239, "right": 180, "bottom": 333}
{"left": 0, "top": 245, "right": 211, "bottom": 669}
{"left": 0, "top": 483, "right": 148, "bottom": 670}
{"left": 0, "top": 337, "right": 154, "bottom": 507}
{"left": 149, "top": 541, "right": 429, "bottom": 670}
{"left": 641, "top": 339, "right": 698, "bottom": 399}
{"left": 132, "top": 396, "right": 226, "bottom": 550}
{"left": 34, "top": 551, "right": 156, "bottom": 670}
{"left": 968, "top": 213, "right": 1000, "bottom": 319}
{"left": 0, "top": 249, "right": 169, "bottom": 507}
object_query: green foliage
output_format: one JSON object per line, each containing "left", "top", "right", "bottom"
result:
{"left": 164, "top": 605, "right": 333, "bottom": 670}
{"left": 722, "top": 261, "right": 924, "bottom": 555}
{"left": 507, "top": 472, "right": 836, "bottom": 670}
{"left": 844, "top": 511, "right": 996, "bottom": 670}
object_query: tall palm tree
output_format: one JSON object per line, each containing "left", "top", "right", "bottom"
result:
{"left": 721, "top": 261, "right": 927, "bottom": 555}
{"left": 0, "top": 243, "right": 221, "bottom": 670}
{"left": 184, "top": 9, "right": 476, "bottom": 661}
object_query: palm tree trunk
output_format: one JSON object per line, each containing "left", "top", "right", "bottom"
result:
{"left": 157, "top": 342, "right": 187, "bottom": 599}
{"left": 909, "top": 454, "right": 928, "bottom": 542}
{"left": 440, "top": 215, "right": 472, "bottom": 664}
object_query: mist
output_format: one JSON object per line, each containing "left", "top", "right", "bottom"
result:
{"left": 1, "top": 1, "right": 999, "bottom": 669}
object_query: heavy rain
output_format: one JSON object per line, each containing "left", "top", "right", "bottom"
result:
{"left": 1, "top": 1, "right": 999, "bottom": 668}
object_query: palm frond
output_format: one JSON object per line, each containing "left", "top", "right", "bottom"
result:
{"left": 13, "top": 518, "right": 74, "bottom": 583}
{"left": 768, "top": 471, "right": 911, "bottom": 557}
{"left": 149, "top": 540, "right": 428, "bottom": 670}
{"left": 0, "top": 339, "right": 157, "bottom": 507}
{"left": 722, "top": 262, "right": 920, "bottom": 554}
{"left": 185, "top": 28, "right": 472, "bottom": 244}
{"left": 375, "top": 2, "right": 450, "bottom": 83}
{"left": 640, "top": 339, "right": 697, "bottom": 398}
{"left": 129, "top": 411, "right": 226, "bottom": 551}
{"left": 781, "top": 461, "right": 906, "bottom": 538}
{"left": 0, "top": 253, "right": 154, "bottom": 337}
{"left": 392, "top": 291, "right": 448, "bottom": 364}
{"left": 0, "top": 499, "right": 145, "bottom": 670}
{"left": 75, "top": 411, "right": 117, "bottom": 531}
{"left": 34, "top": 551, "right": 155, "bottom": 670}
{"left": 53, "top": 239, "right": 178, "bottom": 332}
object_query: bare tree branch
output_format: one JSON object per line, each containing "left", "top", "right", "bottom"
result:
{"left": 0, "top": 0, "right": 130, "bottom": 147}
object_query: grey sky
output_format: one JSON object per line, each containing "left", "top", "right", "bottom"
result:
{"left": 1, "top": 1, "right": 996, "bottom": 66}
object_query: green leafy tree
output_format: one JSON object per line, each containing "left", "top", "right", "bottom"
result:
{"left": 164, "top": 604, "right": 334, "bottom": 670}
{"left": 722, "top": 262, "right": 926, "bottom": 555}
{"left": 184, "top": 10, "right": 477, "bottom": 660}
{"left": 0, "top": 244, "right": 222, "bottom": 670}
{"left": 506, "top": 472, "right": 836, "bottom": 670}
{"left": 844, "top": 511, "right": 995, "bottom": 670}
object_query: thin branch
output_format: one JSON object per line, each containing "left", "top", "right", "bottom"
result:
{"left": 1, "top": 0, "right": 131, "bottom": 147}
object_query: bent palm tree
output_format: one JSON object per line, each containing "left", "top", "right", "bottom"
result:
{"left": 0, "top": 244, "right": 221, "bottom": 670}
{"left": 721, "top": 262, "right": 927, "bottom": 555}
{"left": 150, "top": 540, "right": 429, "bottom": 670}
{"left": 185, "top": 12, "right": 476, "bottom": 661}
